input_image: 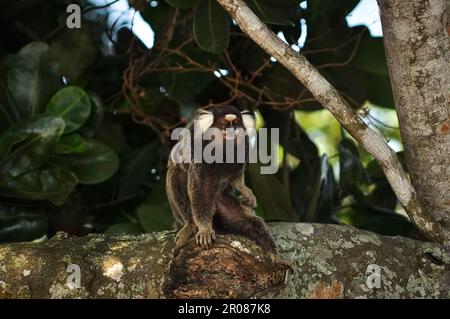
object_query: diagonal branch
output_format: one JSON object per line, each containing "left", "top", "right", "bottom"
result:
{"left": 216, "top": 0, "right": 450, "bottom": 242}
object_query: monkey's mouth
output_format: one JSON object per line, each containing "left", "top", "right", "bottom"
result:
{"left": 222, "top": 128, "right": 242, "bottom": 141}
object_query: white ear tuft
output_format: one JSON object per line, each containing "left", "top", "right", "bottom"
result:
{"left": 197, "top": 113, "right": 214, "bottom": 134}
{"left": 198, "top": 109, "right": 212, "bottom": 115}
{"left": 242, "top": 113, "right": 255, "bottom": 130}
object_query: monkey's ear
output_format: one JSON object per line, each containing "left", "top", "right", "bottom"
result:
{"left": 198, "top": 109, "right": 212, "bottom": 115}
{"left": 241, "top": 110, "right": 255, "bottom": 130}
{"left": 196, "top": 112, "right": 214, "bottom": 134}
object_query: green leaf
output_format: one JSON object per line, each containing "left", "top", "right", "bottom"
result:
{"left": 164, "top": 0, "right": 200, "bottom": 9}
{"left": 105, "top": 223, "right": 143, "bottom": 235}
{"left": 45, "top": 86, "right": 91, "bottom": 134}
{"left": 117, "top": 142, "right": 159, "bottom": 200}
{"left": 0, "top": 82, "right": 18, "bottom": 132}
{"left": 351, "top": 35, "right": 389, "bottom": 76}
{"left": 0, "top": 168, "right": 78, "bottom": 205}
{"left": 55, "top": 140, "right": 119, "bottom": 185}
{"left": 79, "top": 93, "right": 104, "bottom": 137}
{"left": 247, "top": 163, "right": 297, "bottom": 221}
{"left": 193, "top": 0, "right": 230, "bottom": 54}
{"left": 0, "top": 205, "right": 48, "bottom": 243}
{"left": 137, "top": 179, "right": 174, "bottom": 232}
{"left": 55, "top": 133, "right": 86, "bottom": 154}
{"left": 305, "top": 156, "right": 338, "bottom": 222}
{"left": 8, "top": 42, "right": 61, "bottom": 118}
{"left": 139, "top": 87, "right": 179, "bottom": 115}
{"left": 262, "top": 0, "right": 301, "bottom": 6}
{"left": 337, "top": 206, "right": 413, "bottom": 237}
{"left": 338, "top": 138, "right": 368, "bottom": 192}
{"left": 349, "top": 35, "right": 395, "bottom": 108}
{"left": 138, "top": 203, "right": 173, "bottom": 232}
{"left": 309, "top": 0, "right": 360, "bottom": 20}
{"left": 0, "top": 116, "right": 65, "bottom": 177}
{"left": 247, "top": 0, "right": 295, "bottom": 26}
{"left": 368, "top": 182, "right": 397, "bottom": 210}
{"left": 49, "top": 29, "right": 96, "bottom": 81}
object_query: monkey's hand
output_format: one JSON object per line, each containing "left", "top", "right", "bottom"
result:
{"left": 240, "top": 193, "right": 257, "bottom": 209}
{"left": 195, "top": 225, "right": 216, "bottom": 249}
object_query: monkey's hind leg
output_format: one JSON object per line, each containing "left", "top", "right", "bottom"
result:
{"left": 220, "top": 216, "right": 277, "bottom": 253}
{"left": 173, "top": 223, "right": 196, "bottom": 256}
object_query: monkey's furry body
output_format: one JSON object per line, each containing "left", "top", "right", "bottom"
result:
{"left": 166, "top": 105, "right": 277, "bottom": 253}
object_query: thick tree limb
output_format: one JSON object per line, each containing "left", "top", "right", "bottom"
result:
{"left": 1, "top": 223, "right": 449, "bottom": 298}
{"left": 377, "top": 0, "right": 450, "bottom": 233}
{"left": 215, "top": 0, "right": 450, "bottom": 242}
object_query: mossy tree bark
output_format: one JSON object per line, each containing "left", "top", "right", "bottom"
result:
{"left": 1, "top": 223, "right": 449, "bottom": 299}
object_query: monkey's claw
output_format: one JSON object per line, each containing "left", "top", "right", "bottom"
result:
{"left": 195, "top": 227, "right": 216, "bottom": 249}
{"left": 241, "top": 195, "right": 257, "bottom": 209}
{"left": 268, "top": 253, "right": 293, "bottom": 272}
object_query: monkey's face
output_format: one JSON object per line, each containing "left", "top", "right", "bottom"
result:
{"left": 197, "top": 105, "right": 255, "bottom": 142}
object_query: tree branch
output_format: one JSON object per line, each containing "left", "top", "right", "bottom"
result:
{"left": 1, "top": 223, "right": 449, "bottom": 298}
{"left": 215, "top": 0, "right": 450, "bottom": 242}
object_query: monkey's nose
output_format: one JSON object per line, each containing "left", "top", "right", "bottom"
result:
{"left": 224, "top": 114, "right": 237, "bottom": 122}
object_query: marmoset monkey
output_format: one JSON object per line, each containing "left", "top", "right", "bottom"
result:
{"left": 166, "top": 105, "right": 278, "bottom": 254}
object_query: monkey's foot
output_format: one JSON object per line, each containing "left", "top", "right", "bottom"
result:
{"left": 195, "top": 226, "right": 216, "bottom": 249}
{"left": 174, "top": 224, "right": 196, "bottom": 256}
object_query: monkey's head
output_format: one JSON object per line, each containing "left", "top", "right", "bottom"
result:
{"left": 195, "top": 105, "right": 255, "bottom": 142}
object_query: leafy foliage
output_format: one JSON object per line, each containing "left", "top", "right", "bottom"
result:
{"left": 0, "top": 0, "right": 412, "bottom": 243}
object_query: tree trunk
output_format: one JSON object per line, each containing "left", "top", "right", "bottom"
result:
{"left": 1, "top": 223, "right": 449, "bottom": 298}
{"left": 378, "top": 0, "right": 450, "bottom": 233}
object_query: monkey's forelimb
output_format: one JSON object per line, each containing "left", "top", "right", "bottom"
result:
{"left": 187, "top": 165, "right": 218, "bottom": 249}
{"left": 232, "top": 175, "right": 257, "bottom": 209}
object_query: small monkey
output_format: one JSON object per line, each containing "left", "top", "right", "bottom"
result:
{"left": 166, "top": 105, "right": 277, "bottom": 254}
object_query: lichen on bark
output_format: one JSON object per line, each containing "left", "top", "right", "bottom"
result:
{"left": 1, "top": 223, "right": 449, "bottom": 299}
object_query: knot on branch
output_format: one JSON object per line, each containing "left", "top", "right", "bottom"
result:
{"left": 163, "top": 236, "right": 291, "bottom": 298}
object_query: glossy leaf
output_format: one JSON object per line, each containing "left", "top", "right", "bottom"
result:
{"left": 0, "top": 168, "right": 78, "bottom": 205}
{"left": 309, "top": 0, "right": 360, "bottom": 20}
{"left": 368, "top": 182, "right": 397, "bottom": 210}
{"left": 137, "top": 179, "right": 174, "bottom": 232}
{"left": 117, "top": 142, "right": 159, "bottom": 200}
{"left": 193, "top": 0, "right": 230, "bottom": 54}
{"left": 0, "top": 116, "right": 65, "bottom": 177}
{"left": 0, "top": 82, "right": 18, "bottom": 132}
{"left": 339, "top": 138, "right": 369, "bottom": 192}
{"left": 247, "top": 0, "right": 295, "bottom": 26}
{"left": 337, "top": 206, "right": 413, "bottom": 237}
{"left": 55, "top": 133, "right": 86, "bottom": 154}
{"left": 79, "top": 93, "right": 104, "bottom": 137}
{"left": 7, "top": 42, "right": 61, "bottom": 118}
{"left": 0, "top": 205, "right": 48, "bottom": 243}
{"left": 350, "top": 35, "right": 394, "bottom": 108}
{"left": 262, "top": 0, "right": 301, "bottom": 6}
{"left": 164, "top": 0, "right": 200, "bottom": 9}
{"left": 138, "top": 203, "right": 173, "bottom": 232}
{"left": 55, "top": 139, "right": 119, "bottom": 185}
{"left": 50, "top": 29, "right": 96, "bottom": 81}
{"left": 305, "top": 156, "right": 338, "bottom": 222}
{"left": 45, "top": 86, "right": 91, "bottom": 134}
{"left": 247, "top": 163, "right": 297, "bottom": 221}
